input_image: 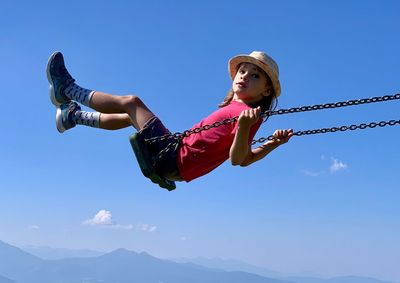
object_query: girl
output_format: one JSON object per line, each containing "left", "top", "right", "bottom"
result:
{"left": 46, "top": 51, "right": 293, "bottom": 183}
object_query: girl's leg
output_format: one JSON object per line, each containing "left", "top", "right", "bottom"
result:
{"left": 56, "top": 102, "right": 133, "bottom": 133}
{"left": 99, "top": 113, "right": 133, "bottom": 130}
{"left": 60, "top": 88, "right": 154, "bottom": 131}
{"left": 89, "top": 91, "right": 155, "bottom": 131}
{"left": 47, "top": 52, "right": 154, "bottom": 131}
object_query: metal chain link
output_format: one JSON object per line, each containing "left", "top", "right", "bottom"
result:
{"left": 146, "top": 93, "right": 400, "bottom": 161}
{"left": 146, "top": 93, "right": 400, "bottom": 144}
{"left": 260, "top": 93, "right": 400, "bottom": 118}
{"left": 145, "top": 117, "right": 239, "bottom": 145}
{"left": 252, "top": 119, "right": 400, "bottom": 145}
{"left": 152, "top": 139, "right": 181, "bottom": 163}
{"left": 152, "top": 119, "right": 400, "bottom": 162}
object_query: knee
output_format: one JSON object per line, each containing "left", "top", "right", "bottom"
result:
{"left": 122, "top": 95, "right": 143, "bottom": 108}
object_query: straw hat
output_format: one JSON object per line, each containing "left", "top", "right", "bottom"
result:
{"left": 228, "top": 51, "right": 281, "bottom": 97}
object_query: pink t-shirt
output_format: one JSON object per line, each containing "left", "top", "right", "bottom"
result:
{"left": 177, "top": 101, "right": 262, "bottom": 182}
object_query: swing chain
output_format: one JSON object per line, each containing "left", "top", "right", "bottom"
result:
{"left": 252, "top": 119, "right": 400, "bottom": 145}
{"left": 144, "top": 117, "right": 239, "bottom": 144}
{"left": 145, "top": 93, "right": 400, "bottom": 144}
{"left": 152, "top": 119, "right": 400, "bottom": 162}
{"left": 146, "top": 117, "right": 239, "bottom": 161}
{"left": 146, "top": 93, "right": 400, "bottom": 162}
{"left": 261, "top": 93, "right": 400, "bottom": 118}
{"left": 151, "top": 139, "right": 181, "bottom": 163}
{"left": 149, "top": 118, "right": 239, "bottom": 162}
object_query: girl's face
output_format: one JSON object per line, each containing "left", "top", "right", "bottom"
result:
{"left": 232, "top": 63, "right": 272, "bottom": 104}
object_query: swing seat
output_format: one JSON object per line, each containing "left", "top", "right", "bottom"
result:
{"left": 129, "top": 133, "right": 176, "bottom": 191}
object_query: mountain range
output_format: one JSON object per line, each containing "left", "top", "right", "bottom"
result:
{"left": 0, "top": 240, "right": 291, "bottom": 283}
{"left": 173, "top": 257, "right": 396, "bottom": 283}
{"left": 0, "top": 240, "right": 395, "bottom": 283}
{"left": 21, "top": 245, "right": 104, "bottom": 260}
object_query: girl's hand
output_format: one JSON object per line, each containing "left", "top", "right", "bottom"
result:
{"left": 269, "top": 129, "right": 293, "bottom": 146}
{"left": 238, "top": 106, "right": 262, "bottom": 128}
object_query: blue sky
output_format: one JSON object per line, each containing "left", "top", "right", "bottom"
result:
{"left": 1, "top": 0, "right": 399, "bottom": 281}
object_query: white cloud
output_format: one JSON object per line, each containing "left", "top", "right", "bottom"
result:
{"left": 180, "top": 236, "right": 187, "bottom": 241}
{"left": 83, "top": 210, "right": 113, "bottom": 226}
{"left": 303, "top": 156, "right": 348, "bottom": 177}
{"left": 330, "top": 158, "right": 348, "bottom": 173}
{"left": 83, "top": 210, "right": 132, "bottom": 230}
{"left": 138, "top": 223, "right": 157, "bottom": 232}
{"left": 27, "top": 225, "right": 39, "bottom": 231}
{"left": 83, "top": 210, "right": 156, "bottom": 232}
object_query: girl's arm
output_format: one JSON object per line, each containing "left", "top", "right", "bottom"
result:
{"left": 229, "top": 107, "right": 261, "bottom": 165}
{"left": 229, "top": 107, "right": 293, "bottom": 166}
{"left": 240, "top": 129, "right": 293, "bottom": 167}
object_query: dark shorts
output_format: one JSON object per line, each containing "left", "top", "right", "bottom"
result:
{"left": 139, "top": 116, "right": 182, "bottom": 181}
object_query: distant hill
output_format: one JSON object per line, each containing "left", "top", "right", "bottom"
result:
{"left": 0, "top": 240, "right": 291, "bottom": 283}
{"left": 0, "top": 240, "right": 395, "bottom": 283}
{"left": 21, "top": 245, "right": 104, "bottom": 260}
{"left": 283, "top": 276, "right": 395, "bottom": 283}
{"left": 173, "top": 257, "right": 395, "bottom": 283}
{"left": 173, "top": 256, "right": 287, "bottom": 278}
{"left": 0, "top": 240, "right": 42, "bottom": 281}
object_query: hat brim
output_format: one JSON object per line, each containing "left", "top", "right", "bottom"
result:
{"left": 229, "top": 55, "right": 281, "bottom": 97}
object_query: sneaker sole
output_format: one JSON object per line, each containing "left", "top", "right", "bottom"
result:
{"left": 46, "top": 51, "right": 63, "bottom": 107}
{"left": 55, "top": 107, "right": 66, "bottom": 133}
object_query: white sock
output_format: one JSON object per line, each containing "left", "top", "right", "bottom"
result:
{"left": 73, "top": 110, "right": 101, "bottom": 128}
{"left": 64, "top": 83, "right": 95, "bottom": 107}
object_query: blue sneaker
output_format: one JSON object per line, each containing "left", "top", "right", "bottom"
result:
{"left": 46, "top": 51, "right": 75, "bottom": 107}
{"left": 56, "top": 101, "right": 81, "bottom": 133}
